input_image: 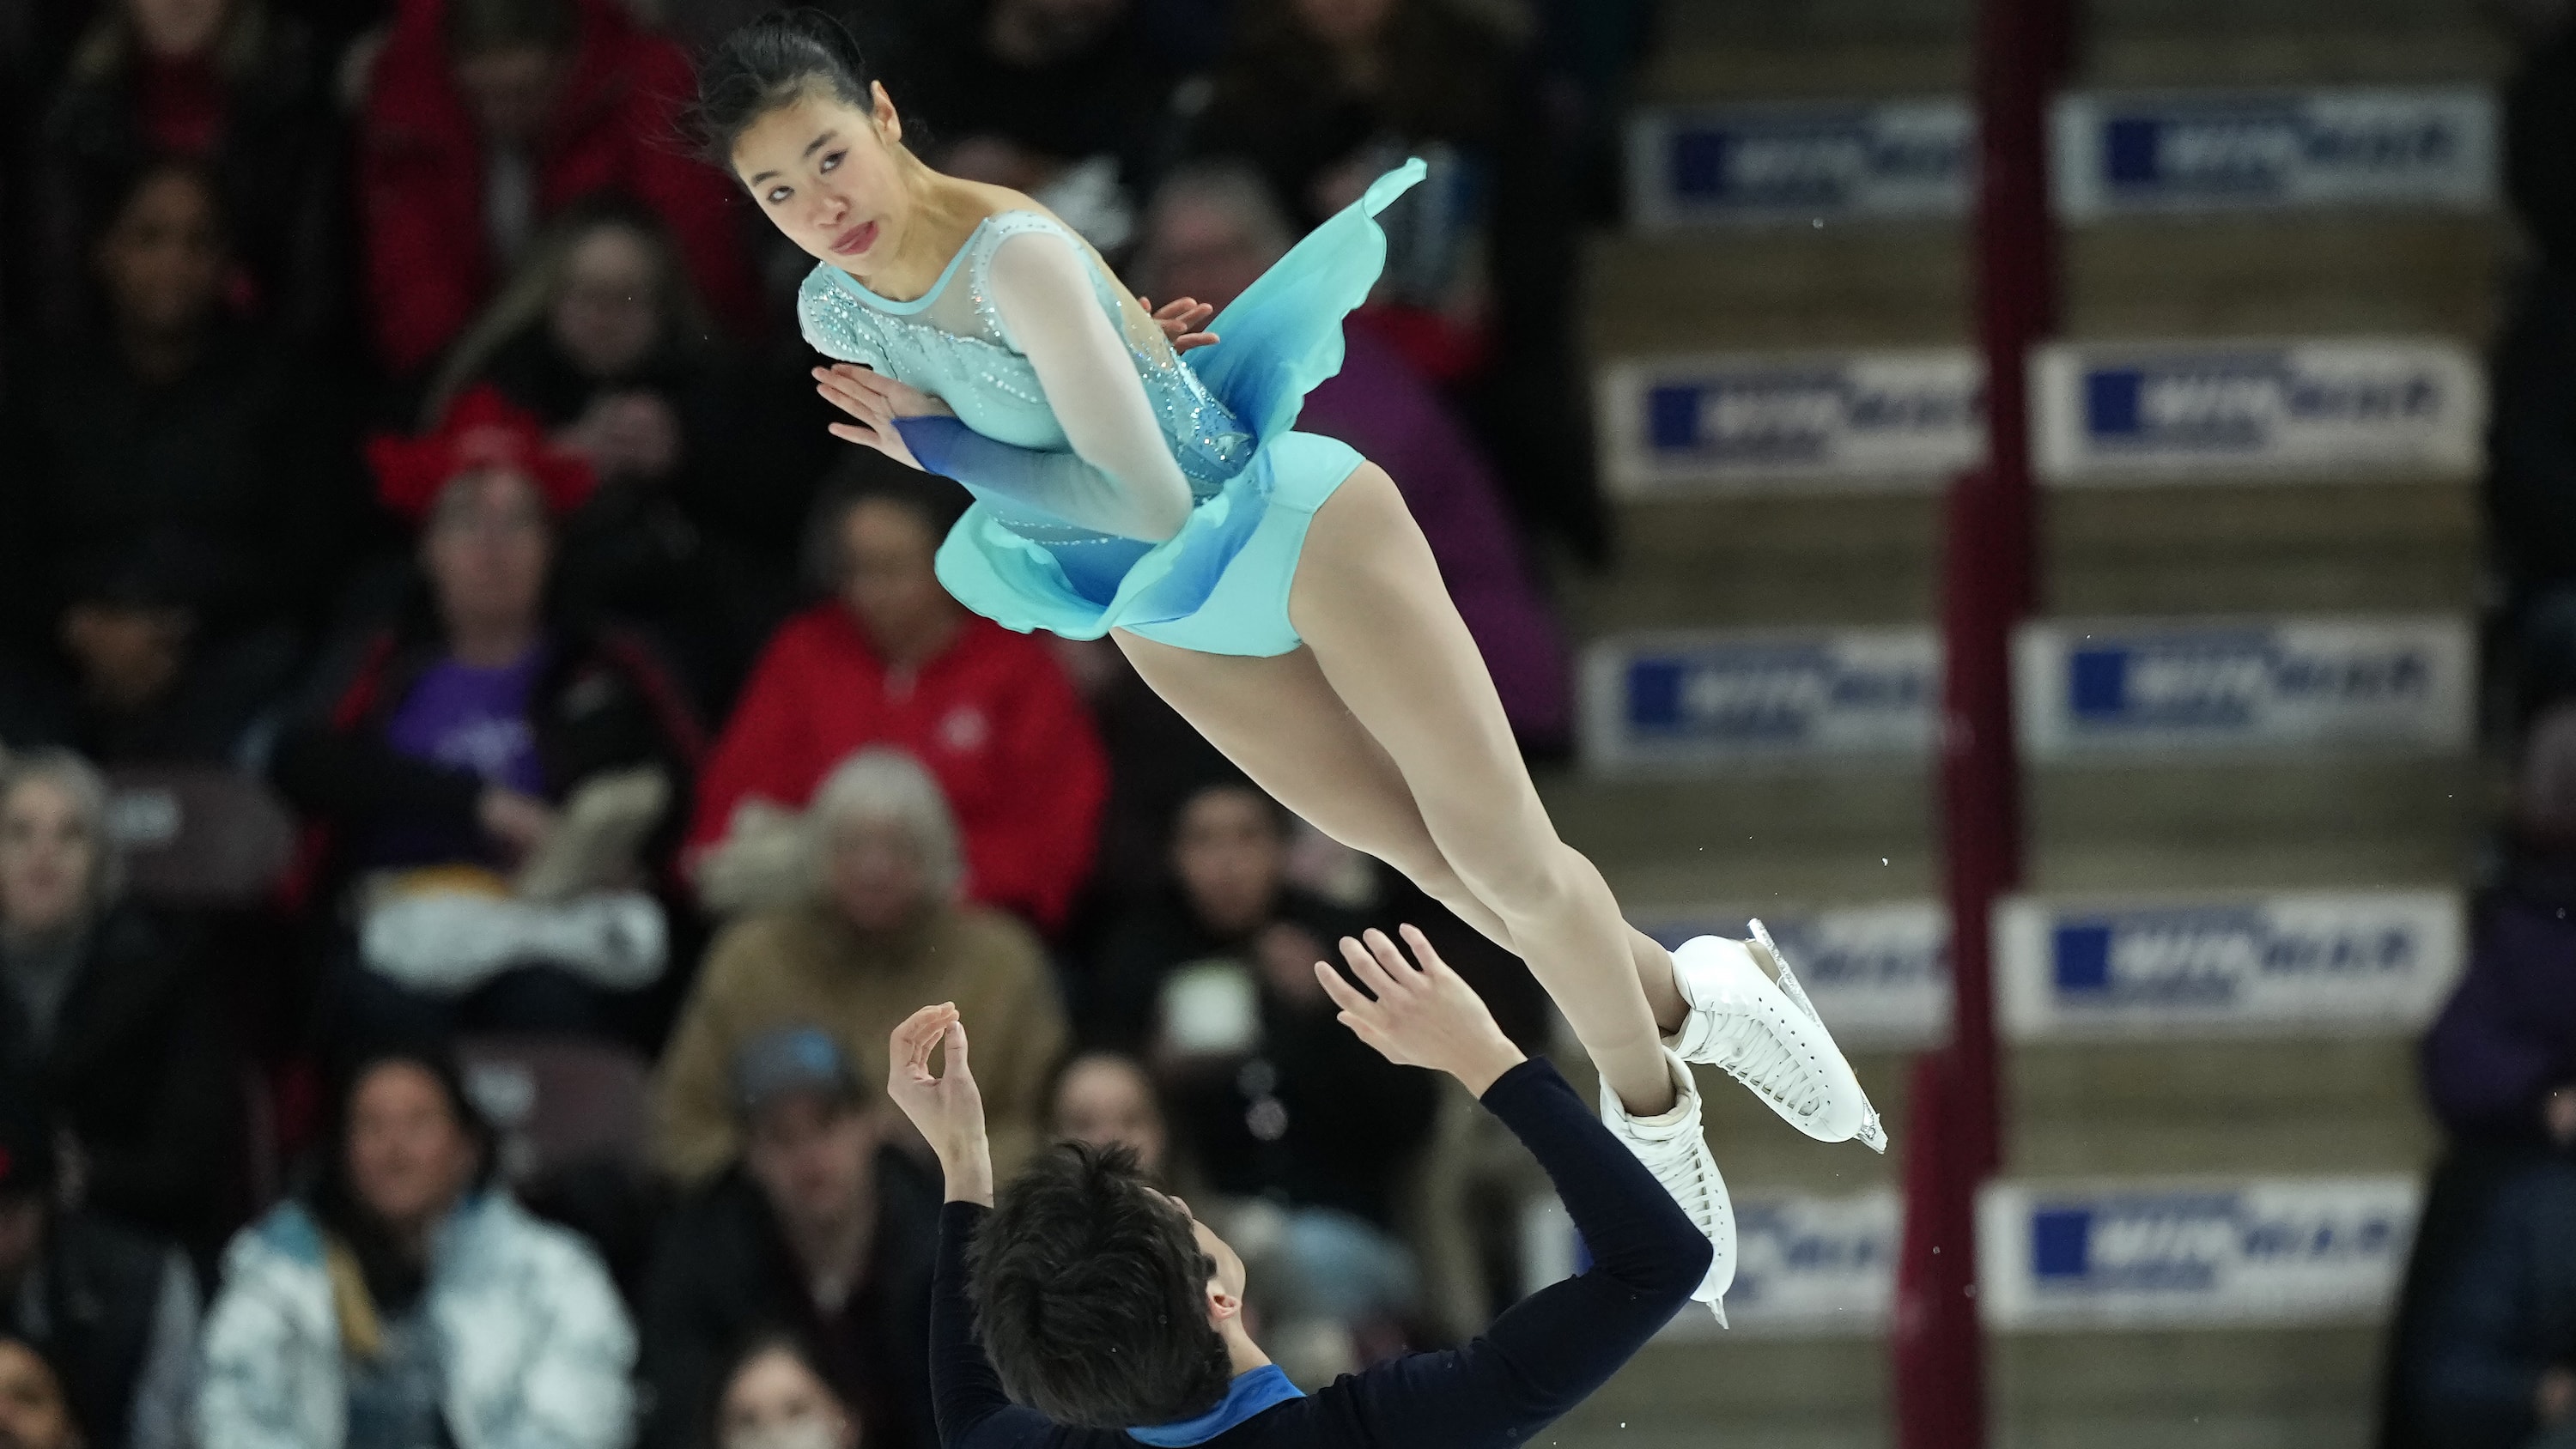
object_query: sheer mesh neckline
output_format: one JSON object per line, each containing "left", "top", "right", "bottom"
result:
{"left": 821, "top": 209, "right": 1042, "bottom": 314}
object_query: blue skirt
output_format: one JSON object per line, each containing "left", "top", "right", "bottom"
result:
{"left": 933, "top": 161, "right": 1422, "bottom": 658}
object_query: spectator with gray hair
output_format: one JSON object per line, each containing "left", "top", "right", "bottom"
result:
{"left": 0, "top": 748, "right": 238, "bottom": 1258}
{"left": 684, "top": 463, "right": 1107, "bottom": 934}
{"left": 654, "top": 748, "right": 1067, "bottom": 1185}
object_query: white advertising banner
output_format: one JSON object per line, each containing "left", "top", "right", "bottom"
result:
{"left": 1995, "top": 889, "right": 2465, "bottom": 1040}
{"left": 1582, "top": 627, "right": 1938, "bottom": 770}
{"left": 1635, "top": 903, "right": 1950, "bottom": 1050}
{"left": 1597, "top": 350, "right": 1984, "bottom": 495}
{"left": 2013, "top": 615, "right": 2474, "bottom": 757}
{"left": 1662, "top": 1190, "right": 1901, "bottom": 1339}
{"left": 2052, "top": 88, "right": 2495, "bottom": 217}
{"left": 1979, "top": 1176, "right": 2420, "bottom": 1330}
{"left": 2032, "top": 337, "right": 2482, "bottom": 482}
{"left": 1626, "top": 100, "right": 1971, "bottom": 227}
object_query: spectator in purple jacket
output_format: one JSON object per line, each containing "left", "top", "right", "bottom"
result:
{"left": 2424, "top": 704, "right": 2576, "bottom": 1143}
{"left": 1132, "top": 161, "right": 1571, "bottom": 752}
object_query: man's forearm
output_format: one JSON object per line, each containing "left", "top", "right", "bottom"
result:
{"left": 943, "top": 1141, "right": 997, "bottom": 1207}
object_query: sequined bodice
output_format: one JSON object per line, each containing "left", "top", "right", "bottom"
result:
{"left": 797, "top": 211, "right": 1257, "bottom": 543}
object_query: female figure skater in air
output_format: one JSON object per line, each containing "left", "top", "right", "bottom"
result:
{"left": 698, "top": 9, "right": 1880, "bottom": 1319}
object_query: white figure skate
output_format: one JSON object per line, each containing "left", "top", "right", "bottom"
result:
{"left": 1663, "top": 921, "right": 1886, "bottom": 1153}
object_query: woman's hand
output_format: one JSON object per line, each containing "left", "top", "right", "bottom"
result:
{"left": 814, "top": 364, "right": 951, "bottom": 470}
{"left": 886, "top": 1003, "right": 995, "bottom": 1204}
{"left": 1138, "top": 295, "right": 1219, "bottom": 354}
{"left": 1314, "top": 925, "right": 1526, "bottom": 1096}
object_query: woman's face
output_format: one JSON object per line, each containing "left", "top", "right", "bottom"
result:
{"left": 550, "top": 227, "right": 663, "bottom": 380}
{"left": 1050, "top": 1056, "right": 1167, "bottom": 1174}
{"left": 0, "top": 1341, "right": 81, "bottom": 1449}
{"left": 422, "top": 470, "right": 552, "bottom": 643}
{"left": 732, "top": 85, "right": 913, "bottom": 278}
{"left": 127, "top": 0, "right": 228, "bottom": 59}
{"left": 94, "top": 169, "right": 225, "bottom": 339}
{"left": 1171, "top": 787, "right": 1284, "bottom": 936}
{"left": 824, "top": 818, "right": 929, "bottom": 934}
{"left": 719, "top": 1347, "right": 857, "bottom": 1449}
{"left": 0, "top": 779, "right": 98, "bottom": 939}
{"left": 345, "top": 1062, "right": 479, "bottom": 1237}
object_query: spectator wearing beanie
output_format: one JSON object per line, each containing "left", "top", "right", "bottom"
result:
{"left": 686, "top": 465, "right": 1105, "bottom": 935}
{"left": 356, "top": 0, "right": 759, "bottom": 375}
{"left": 198, "top": 1045, "right": 635, "bottom": 1449}
{"left": 25, "top": 0, "right": 350, "bottom": 349}
{"left": 0, "top": 749, "right": 240, "bottom": 1259}
{"left": 639, "top": 1026, "right": 938, "bottom": 1449}
{"left": 0, "top": 1072, "right": 200, "bottom": 1449}
{"left": 270, "top": 385, "right": 705, "bottom": 1047}
{"left": 656, "top": 749, "right": 1066, "bottom": 1186}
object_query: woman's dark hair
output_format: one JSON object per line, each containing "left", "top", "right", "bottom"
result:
{"left": 706, "top": 1329, "right": 848, "bottom": 1445}
{"left": 799, "top": 458, "right": 972, "bottom": 593}
{"left": 967, "top": 1141, "right": 1232, "bottom": 1429}
{"left": 447, "top": 0, "right": 578, "bottom": 55}
{"left": 308, "top": 1042, "right": 499, "bottom": 1310}
{"left": 694, "top": 9, "right": 879, "bottom": 162}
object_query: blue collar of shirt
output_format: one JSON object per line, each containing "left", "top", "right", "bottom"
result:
{"left": 1127, "top": 1366, "right": 1304, "bottom": 1446}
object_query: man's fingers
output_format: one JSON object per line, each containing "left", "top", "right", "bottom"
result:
{"left": 1314, "top": 957, "right": 1371, "bottom": 1016}
{"left": 943, "top": 1019, "right": 972, "bottom": 1079}
{"left": 1398, "top": 923, "right": 1453, "bottom": 982}
{"left": 1356, "top": 929, "right": 1419, "bottom": 997}
{"left": 1337, "top": 935, "right": 1393, "bottom": 1001}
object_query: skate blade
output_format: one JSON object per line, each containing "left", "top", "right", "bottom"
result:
{"left": 1747, "top": 919, "right": 1893, "bottom": 1156}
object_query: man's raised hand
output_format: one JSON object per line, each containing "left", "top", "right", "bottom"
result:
{"left": 887, "top": 1003, "right": 995, "bottom": 1204}
{"left": 1314, "top": 925, "right": 1527, "bottom": 1096}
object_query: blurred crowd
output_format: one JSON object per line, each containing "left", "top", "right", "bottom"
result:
{"left": 0, "top": 0, "right": 1657, "bottom": 1444}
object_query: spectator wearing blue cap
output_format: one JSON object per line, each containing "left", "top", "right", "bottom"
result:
{"left": 639, "top": 1025, "right": 939, "bottom": 1449}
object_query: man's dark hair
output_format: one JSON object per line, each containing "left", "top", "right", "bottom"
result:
{"left": 968, "top": 1142, "right": 1233, "bottom": 1428}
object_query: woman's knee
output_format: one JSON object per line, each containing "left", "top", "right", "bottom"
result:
{"left": 1445, "top": 834, "right": 1589, "bottom": 923}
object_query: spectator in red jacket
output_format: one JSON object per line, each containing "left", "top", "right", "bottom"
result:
{"left": 355, "top": 0, "right": 759, "bottom": 375}
{"left": 688, "top": 464, "right": 1106, "bottom": 934}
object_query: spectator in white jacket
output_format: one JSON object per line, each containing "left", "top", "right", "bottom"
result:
{"left": 197, "top": 1044, "right": 636, "bottom": 1449}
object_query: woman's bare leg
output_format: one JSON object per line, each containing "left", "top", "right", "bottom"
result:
{"left": 1265, "top": 463, "right": 1678, "bottom": 1114}
{"left": 1112, "top": 633, "right": 1692, "bottom": 1056}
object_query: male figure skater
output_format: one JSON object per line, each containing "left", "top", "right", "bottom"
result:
{"left": 884, "top": 924, "right": 1713, "bottom": 1449}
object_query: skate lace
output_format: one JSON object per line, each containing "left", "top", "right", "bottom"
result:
{"left": 1635, "top": 1117, "right": 1726, "bottom": 1225}
{"left": 1710, "top": 1009, "right": 1824, "bottom": 1121}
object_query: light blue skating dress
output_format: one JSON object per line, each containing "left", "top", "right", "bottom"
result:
{"left": 796, "top": 161, "right": 1425, "bottom": 658}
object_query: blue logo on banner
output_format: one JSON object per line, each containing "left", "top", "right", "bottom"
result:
{"left": 2032, "top": 1209, "right": 2093, "bottom": 1277}
{"left": 2061, "top": 633, "right": 2432, "bottom": 731}
{"left": 2089, "top": 101, "right": 2466, "bottom": 203}
{"left": 1665, "top": 112, "right": 1964, "bottom": 212}
{"left": 1623, "top": 645, "right": 1929, "bottom": 745}
{"left": 2076, "top": 354, "right": 2445, "bottom": 455}
{"left": 1639, "top": 371, "right": 1974, "bottom": 465}
{"left": 2045, "top": 906, "right": 2424, "bottom": 1007}
{"left": 2024, "top": 1191, "right": 2404, "bottom": 1294}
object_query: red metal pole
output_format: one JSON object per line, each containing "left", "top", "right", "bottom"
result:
{"left": 1893, "top": 0, "right": 2063, "bottom": 1440}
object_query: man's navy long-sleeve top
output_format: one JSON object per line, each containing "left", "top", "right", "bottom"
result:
{"left": 929, "top": 1058, "right": 1712, "bottom": 1449}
